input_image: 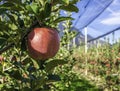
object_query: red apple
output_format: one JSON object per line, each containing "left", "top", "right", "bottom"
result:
{"left": 0, "top": 55, "right": 4, "bottom": 62}
{"left": 27, "top": 27, "right": 60, "bottom": 60}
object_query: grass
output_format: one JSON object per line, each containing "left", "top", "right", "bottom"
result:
{"left": 72, "top": 42, "right": 120, "bottom": 91}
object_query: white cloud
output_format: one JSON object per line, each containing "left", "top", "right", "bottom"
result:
{"left": 101, "top": 11, "right": 120, "bottom": 25}
{"left": 101, "top": 17, "right": 120, "bottom": 25}
{"left": 112, "top": 0, "right": 120, "bottom": 5}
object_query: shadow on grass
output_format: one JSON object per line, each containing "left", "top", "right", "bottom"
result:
{"left": 63, "top": 78, "right": 102, "bottom": 91}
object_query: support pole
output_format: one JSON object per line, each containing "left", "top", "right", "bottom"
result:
{"left": 73, "top": 37, "right": 76, "bottom": 47}
{"left": 85, "top": 27, "right": 88, "bottom": 75}
{"left": 112, "top": 31, "right": 115, "bottom": 44}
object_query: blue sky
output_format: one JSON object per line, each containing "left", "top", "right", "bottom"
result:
{"left": 71, "top": 0, "right": 120, "bottom": 43}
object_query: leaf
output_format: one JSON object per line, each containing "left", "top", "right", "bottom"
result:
{"left": 33, "top": 77, "right": 47, "bottom": 91}
{"left": 0, "top": 8, "right": 7, "bottom": 15}
{"left": 38, "top": 9, "right": 44, "bottom": 21}
{"left": 45, "top": 59, "right": 67, "bottom": 73}
{"left": 0, "top": 84, "right": 4, "bottom": 89}
{"left": 62, "top": 0, "right": 69, "bottom": 5}
{"left": 31, "top": 59, "right": 40, "bottom": 69}
{"left": 44, "top": 3, "right": 51, "bottom": 18}
{"left": 21, "top": 38, "right": 27, "bottom": 51}
{"left": 21, "top": 57, "right": 31, "bottom": 66}
{"left": 18, "top": 17, "right": 24, "bottom": 28}
{"left": 10, "top": 5, "right": 23, "bottom": 11}
{"left": 26, "top": 5, "right": 33, "bottom": 14}
{"left": 52, "top": 0, "right": 69, "bottom": 5}
{"left": 60, "top": 4, "right": 79, "bottom": 13}
{"left": 30, "top": 3, "right": 39, "bottom": 14}
{"left": 6, "top": 13, "right": 17, "bottom": 25}
{"left": 3, "top": 0, "right": 22, "bottom": 5}
{"left": 3, "top": 25, "right": 11, "bottom": 31}
{"left": 39, "top": 0, "right": 45, "bottom": 6}
{"left": 53, "top": 17, "right": 74, "bottom": 24}
{"left": 0, "top": 34, "right": 9, "bottom": 47}
{"left": 7, "top": 70, "right": 23, "bottom": 80}
{"left": 0, "top": 37, "right": 7, "bottom": 46}
{"left": 0, "top": 2, "right": 15, "bottom": 8}
{"left": 0, "top": 2, "right": 23, "bottom": 11}
{"left": 26, "top": 3, "right": 39, "bottom": 14}
{"left": 70, "top": 0, "right": 79, "bottom": 4}
{"left": 22, "top": 87, "right": 31, "bottom": 91}
{"left": 51, "top": 0, "right": 62, "bottom": 5}
{"left": 47, "top": 74, "right": 61, "bottom": 82}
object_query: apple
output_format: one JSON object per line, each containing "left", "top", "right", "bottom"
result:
{"left": 27, "top": 27, "right": 60, "bottom": 60}
{"left": 0, "top": 55, "right": 4, "bottom": 62}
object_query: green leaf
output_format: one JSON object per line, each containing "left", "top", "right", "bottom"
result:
{"left": 47, "top": 74, "right": 61, "bottom": 82}
{"left": 30, "top": 3, "right": 39, "bottom": 14}
{"left": 53, "top": 17, "right": 74, "bottom": 24}
{"left": 0, "top": 37, "right": 7, "bottom": 46}
{"left": 7, "top": 70, "right": 23, "bottom": 80}
{"left": 70, "top": 0, "right": 79, "bottom": 4}
{"left": 0, "top": 22, "right": 11, "bottom": 32}
{"left": 44, "top": 3, "right": 51, "bottom": 18}
{"left": 22, "top": 87, "right": 31, "bottom": 91}
{"left": 18, "top": 17, "right": 24, "bottom": 28}
{"left": 3, "top": 0, "right": 22, "bottom": 5}
{"left": 21, "top": 58, "right": 31, "bottom": 65}
{"left": 10, "top": 5, "right": 23, "bottom": 11}
{"left": 60, "top": 4, "right": 79, "bottom": 12}
{"left": 0, "top": 2, "right": 15, "bottom": 8}
{"left": 51, "top": 0, "right": 62, "bottom": 5}
{"left": 0, "top": 34, "right": 9, "bottom": 47}
{"left": 0, "top": 2, "right": 23, "bottom": 11}
{"left": 52, "top": 0, "right": 69, "bottom": 5}
{"left": 26, "top": 3, "right": 39, "bottom": 14}
{"left": 62, "top": 0, "right": 69, "bottom": 5}
{"left": 31, "top": 59, "right": 40, "bottom": 69}
{"left": 39, "top": 10, "right": 45, "bottom": 21}
{"left": 0, "top": 8, "right": 8, "bottom": 15}
{"left": 45, "top": 59, "right": 67, "bottom": 73}
{"left": 6, "top": 13, "right": 17, "bottom": 25}
{"left": 26, "top": 5, "right": 34, "bottom": 14}
{"left": 39, "top": 0, "right": 45, "bottom": 6}
{"left": 0, "top": 84, "right": 4, "bottom": 89}
{"left": 21, "top": 38, "right": 27, "bottom": 51}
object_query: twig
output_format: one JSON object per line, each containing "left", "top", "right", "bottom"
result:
{"left": 0, "top": 43, "right": 14, "bottom": 54}
{"left": 3, "top": 65, "right": 15, "bottom": 71}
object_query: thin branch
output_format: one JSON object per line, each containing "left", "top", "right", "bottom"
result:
{"left": 0, "top": 43, "right": 14, "bottom": 54}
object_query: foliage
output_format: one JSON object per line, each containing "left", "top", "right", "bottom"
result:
{"left": 0, "top": 0, "right": 81, "bottom": 90}
{"left": 1, "top": 0, "right": 117, "bottom": 91}
{"left": 73, "top": 41, "right": 120, "bottom": 91}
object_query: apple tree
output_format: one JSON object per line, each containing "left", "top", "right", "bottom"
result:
{"left": 0, "top": 0, "right": 79, "bottom": 90}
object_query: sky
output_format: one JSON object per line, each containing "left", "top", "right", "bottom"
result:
{"left": 71, "top": 0, "right": 120, "bottom": 44}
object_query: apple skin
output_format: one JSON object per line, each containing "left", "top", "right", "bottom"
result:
{"left": 27, "top": 27, "right": 60, "bottom": 60}
{"left": 0, "top": 55, "right": 4, "bottom": 62}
